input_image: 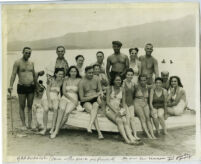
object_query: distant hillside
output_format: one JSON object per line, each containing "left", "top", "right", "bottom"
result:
{"left": 8, "top": 15, "right": 196, "bottom": 51}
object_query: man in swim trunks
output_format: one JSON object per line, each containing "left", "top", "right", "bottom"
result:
{"left": 78, "top": 66, "right": 104, "bottom": 139}
{"left": 8, "top": 47, "right": 37, "bottom": 130}
{"left": 139, "top": 43, "right": 159, "bottom": 85}
{"left": 106, "top": 41, "right": 129, "bottom": 82}
{"left": 161, "top": 71, "right": 170, "bottom": 90}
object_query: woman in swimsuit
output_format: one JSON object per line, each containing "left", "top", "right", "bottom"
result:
{"left": 105, "top": 74, "right": 141, "bottom": 145}
{"left": 122, "top": 68, "right": 140, "bottom": 140}
{"left": 149, "top": 77, "right": 168, "bottom": 135}
{"left": 167, "top": 76, "right": 187, "bottom": 116}
{"left": 50, "top": 66, "right": 81, "bottom": 139}
{"left": 129, "top": 48, "right": 141, "bottom": 85}
{"left": 39, "top": 68, "right": 64, "bottom": 135}
{"left": 134, "top": 74, "right": 156, "bottom": 139}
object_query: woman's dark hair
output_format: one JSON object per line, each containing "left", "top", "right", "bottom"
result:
{"left": 125, "top": 68, "right": 134, "bottom": 75}
{"left": 54, "top": 68, "right": 64, "bottom": 78}
{"left": 169, "top": 76, "right": 183, "bottom": 88}
{"left": 138, "top": 74, "right": 147, "bottom": 82}
{"left": 66, "top": 65, "right": 81, "bottom": 78}
{"left": 155, "top": 77, "right": 163, "bottom": 83}
{"left": 129, "top": 47, "right": 139, "bottom": 54}
{"left": 110, "top": 74, "right": 123, "bottom": 86}
{"left": 75, "top": 55, "right": 85, "bottom": 61}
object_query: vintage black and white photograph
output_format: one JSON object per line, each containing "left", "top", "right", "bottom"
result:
{"left": 2, "top": 2, "right": 200, "bottom": 162}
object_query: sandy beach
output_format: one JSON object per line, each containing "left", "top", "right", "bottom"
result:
{"left": 6, "top": 97, "right": 195, "bottom": 156}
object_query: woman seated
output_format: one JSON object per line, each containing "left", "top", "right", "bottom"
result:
{"left": 50, "top": 66, "right": 81, "bottom": 138}
{"left": 105, "top": 74, "right": 141, "bottom": 145}
{"left": 167, "top": 76, "right": 187, "bottom": 116}
{"left": 149, "top": 77, "right": 168, "bottom": 135}
{"left": 134, "top": 74, "right": 156, "bottom": 139}
{"left": 122, "top": 68, "right": 140, "bottom": 140}
{"left": 39, "top": 68, "right": 64, "bottom": 135}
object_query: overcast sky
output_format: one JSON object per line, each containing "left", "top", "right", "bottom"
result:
{"left": 4, "top": 3, "right": 198, "bottom": 42}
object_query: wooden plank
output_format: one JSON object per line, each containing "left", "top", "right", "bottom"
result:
{"left": 34, "top": 108, "right": 195, "bottom": 132}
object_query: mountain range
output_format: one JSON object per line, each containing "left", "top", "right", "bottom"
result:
{"left": 8, "top": 15, "right": 196, "bottom": 51}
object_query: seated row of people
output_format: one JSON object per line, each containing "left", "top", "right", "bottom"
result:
{"left": 37, "top": 63, "right": 187, "bottom": 145}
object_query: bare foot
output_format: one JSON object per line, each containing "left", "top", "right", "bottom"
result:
{"left": 98, "top": 134, "right": 104, "bottom": 140}
{"left": 39, "top": 129, "right": 47, "bottom": 135}
{"left": 163, "top": 129, "right": 168, "bottom": 135}
{"left": 49, "top": 129, "right": 54, "bottom": 134}
{"left": 87, "top": 127, "right": 92, "bottom": 133}
{"left": 20, "top": 126, "right": 27, "bottom": 131}
{"left": 134, "top": 135, "right": 141, "bottom": 141}
{"left": 50, "top": 133, "right": 57, "bottom": 139}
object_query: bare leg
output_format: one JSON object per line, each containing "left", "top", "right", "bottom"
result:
{"left": 135, "top": 105, "right": 153, "bottom": 139}
{"left": 158, "top": 108, "right": 168, "bottom": 135}
{"left": 51, "top": 101, "right": 76, "bottom": 138}
{"left": 127, "top": 106, "right": 140, "bottom": 140}
{"left": 151, "top": 108, "right": 160, "bottom": 135}
{"left": 122, "top": 116, "right": 136, "bottom": 142}
{"left": 84, "top": 102, "right": 99, "bottom": 133}
{"left": 39, "top": 100, "right": 49, "bottom": 135}
{"left": 105, "top": 109, "right": 131, "bottom": 144}
{"left": 50, "top": 99, "right": 59, "bottom": 134}
{"left": 26, "top": 93, "right": 34, "bottom": 129}
{"left": 144, "top": 105, "right": 156, "bottom": 139}
{"left": 18, "top": 94, "right": 27, "bottom": 129}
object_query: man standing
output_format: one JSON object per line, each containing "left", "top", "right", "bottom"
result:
{"left": 161, "top": 71, "right": 170, "bottom": 90}
{"left": 139, "top": 43, "right": 159, "bottom": 85}
{"left": 106, "top": 41, "right": 129, "bottom": 82}
{"left": 78, "top": 66, "right": 104, "bottom": 139}
{"left": 8, "top": 47, "right": 37, "bottom": 130}
{"left": 55, "top": 46, "right": 69, "bottom": 76}
{"left": 91, "top": 51, "right": 106, "bottom": 74}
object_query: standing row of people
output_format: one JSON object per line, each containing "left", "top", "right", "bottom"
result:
{"left": 8, "top": 41, "right": 187, "bottom": 145}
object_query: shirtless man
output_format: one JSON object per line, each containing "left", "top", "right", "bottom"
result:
{"left": 78, "top": 66, "right": 104, "bottom": 139}
{"left": 161, "top": 71, "right": 170, "bottom": 90}
{"left": 106, "top": 41, "right": 129, "bottom": 82}
{"left": 8, "top": 47, "right": 37, "bottom": 130}
{"left": 139, "top": 43, "right": 159, "bottom": 85}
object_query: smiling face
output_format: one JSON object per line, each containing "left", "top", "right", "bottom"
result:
{"left": 93, "top": 66, "right": 100, "bottom": 75}
{"left": 55, "top": 70, "right": 64, "bottom": 80}
{"left": 139, "top": 76, "right": 147, "bottom": 87}
{"left": 161, "top": 73, "right": 169, "bottom": 82}
{"left": 171, "top": 77, "right": 178, "bottom": 88}
{"left": 56, "top": 47, "right": 65, "bottom": 59}
{"left": 130, "top": 49, "right": 138, "bottom": 60}
{"left": 114, "top": 76, "right": 122, "bottom": 87}
{"left": 69, "top": 67, "right": 77, "bottom": 78}
{"left": 23, "top": 48, "right": 32, "bottom": 61}
{"left": 126, "top": 71, "right": 134, "bottom": 82}
{"left": 96, "top": 52, "right": 104, "bottom": 63}
{"left": 144, "top": 44, "right": 153, "bottom": 56}
{"left": 113, "top": 44, "right": 121, "bottom": 54}
{"left": 76, "top": 57, "right": 84, "bottom": 67}
{"left": 155, "top": 80, "right": 162, "bottom": 89}
{"left": 86, "top": 68, "right": 94, "bottom": 80}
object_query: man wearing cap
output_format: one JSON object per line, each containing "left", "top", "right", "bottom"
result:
{"left": 106, "top": 41, "right": 129, "bottom": 82}
{"left": 139, "top": 43, "right": 159, "bottom": 85}
{"left": 161, "top": 71, "right": 170, "bottom": 90}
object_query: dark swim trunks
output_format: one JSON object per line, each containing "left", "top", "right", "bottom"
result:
{"left": 80, "top": 97, "right": 98, "bottom": 107}
{"left": 110, "top": 71, "right": 126, "bottom": 82}
{"left": 17, "top": 84, "right": 35, "bottom": 94}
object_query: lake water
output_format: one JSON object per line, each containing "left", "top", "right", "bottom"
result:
{"left": 6, "top": 47, "right": 197, "bottom": 109}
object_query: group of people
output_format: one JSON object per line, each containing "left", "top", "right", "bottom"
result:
{"left": 8, "top": 41, "right": 188, "bottom": 145}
